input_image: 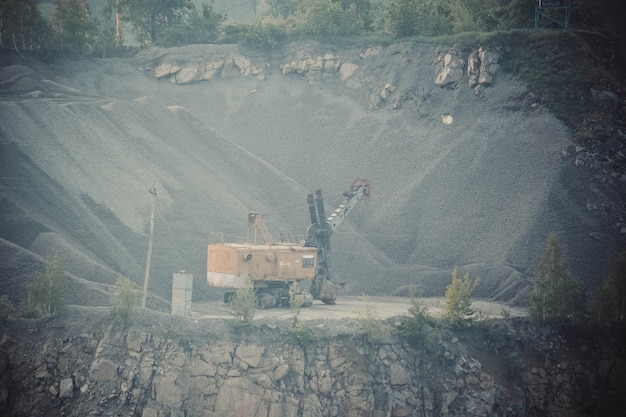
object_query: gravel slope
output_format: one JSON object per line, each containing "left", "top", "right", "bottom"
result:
{"left": 0, "top": 41, "right": 623, "bottom": 309}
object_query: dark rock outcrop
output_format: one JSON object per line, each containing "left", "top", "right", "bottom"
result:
{"left": 0, "top": 308, "right": 623, "bottom": 416}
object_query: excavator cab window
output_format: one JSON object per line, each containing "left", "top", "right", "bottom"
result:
{"left": 302, "top": 255, "right": 314, "bottom": 268}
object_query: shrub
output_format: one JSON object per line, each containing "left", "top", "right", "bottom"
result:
{"left": 289, "top": 281, "right": 305, "bottom": 327}
{"left": 111, "top": 276, "right": 141, "bottom": 328}
{"left": 238, "top": 18, "right": 292, "bottom": 49}
{"left": 219, "top": 21, "right": 250, "bottom": 44}
{"left": 158, "top": 2, "right": 224, "bottom": 46}
{"left": 445, "top": 267, "right": 479, "bottom": 326}
{"left": 383, "top": 0, "right": 453, "bottom": 38}
{"left": 23, "top": 256, "right": 65, "bottom": 318}
{"left": 230, "top": 276, "right": 256, "bottom": 325}
{"left": 354, "top": 296, "right": 393, "bottom": 342}
{"left": 396, "top": 296, "right": 439, "bottom": 353}
{"left": 291, "top": 320, "right": 317, "bottom": 346}
{"left": 296, "top": 0, "right": 360, "bottom": 38}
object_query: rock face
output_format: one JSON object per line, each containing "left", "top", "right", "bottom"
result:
{"left": 148, "top": 43, "right": 504, "bottom": 95}
{"left": 433, "top": 46, "right": 502, "bottom": 95}
{"left": 0, "top": 307, "right": 624, "bottom": 417}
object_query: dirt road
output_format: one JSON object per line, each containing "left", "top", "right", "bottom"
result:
{"left": 192, "top": 296, "right": 526, "bottom": 321}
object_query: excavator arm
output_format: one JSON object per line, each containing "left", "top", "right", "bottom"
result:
{"left": 326, "top": 179, "right": 372, "bottom": 232}
{"left": 305, "top": 179, "right": 371, "bottom": 304}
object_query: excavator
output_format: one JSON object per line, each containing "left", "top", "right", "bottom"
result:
{"left": 206, "top": 179, "right": 372, "bottom": 308}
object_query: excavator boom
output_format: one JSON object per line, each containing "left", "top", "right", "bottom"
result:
{"left": 305, "top": 179, "right": 371, "bottom": 304}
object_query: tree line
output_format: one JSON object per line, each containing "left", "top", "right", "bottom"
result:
{"left": 0, "top": 0, "right": 606, "bottom": 56}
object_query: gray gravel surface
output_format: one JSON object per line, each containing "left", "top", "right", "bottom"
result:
{"left": 0, "top": 42, "right": 622, "bottom": 310}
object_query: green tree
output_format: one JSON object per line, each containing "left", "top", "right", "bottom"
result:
{"left": 592, "top": 248, "right": 626, "bottom": 326}
{"left": 335, "top": 0, "right": 373, "bottom": 30}
{"left": 483, "top": 0, "right": 535, "bottom": 31}
{"left": 383, "top": 0, "right": 419, "bottom": 38}
{"left": 268, "top": 0, "right": 371, "bottom": 29}
{"left": 0, "top": 0, "right": 49, "bottom": 50}
{"left": 119, "top": 0, "right": 194, "bottom": 45}
{"left": 158, "top": 1, "right": 224, "bottom": 46}
{"left": 101, "top": 0, "right": 125, "bottom": 49}
{"left": 234, "top": 17, "right": 293, "bottom": 49}
{"left": 397, "top": 296, "right": 438, "bottom": 353}
{"left": 445, "top": 267, "right": 479, "bottom": 326}
{"left": 230, "top": 276, "right": 256, "bottom": 325}
{"left": 383, "top": 0, "right": 452, "bottom": 38}
{"left": 447, "top": 0, "right": 489, "bottom": 33}
{"left": 295, "top": 0, "right": 360, "bottom": 37}
{"left": 267, "top": 0, "right": 299, "bottom": 18}
{"left": 51, "top": 0, "right": 99, "bottom": 53}
{"left": 111, "top": 276, "right": 142, "bottom": 328}
{"left": 24, "top": 256, "right": 66, "bottom": 317}
{"left": 382, "top": 0, "right": 534, "bottom": 38}
{"left": 528, "top": 233, "right": 578, "bottom": 324}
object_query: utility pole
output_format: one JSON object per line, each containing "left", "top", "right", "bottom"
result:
{"left": 116, "top": 0, "right": 122, "bottom": 46}
{"left": 142, "top": 182, "right": 157, "bottom": 308}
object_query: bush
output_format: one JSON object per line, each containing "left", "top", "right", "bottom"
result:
{"left": 354, "top": 296, "right": 393, "bottom": 342}
{"left": 296, "top": 0, "right": 360, "bottom": 38}
{"left": 219, "top": 21, "right": 250, "bottom": 44}
{"left": 383, "top": 0, "right": 453, "bottom": 38}
{"left": 289, "top": 281, "right": 305, "bottom": 327}
{"left": 445, "top": 267, "right": 479, "bottom": 326}
{"left": 382, "top": 0, "right": 537, "bottom": 39}
{"left": 111, "top": 276, "right": 141, "bottom": 328}
{"left": 396, "top": 296, "right": 439, "bottom": 353}
{"left": 230, "top": 276, "right": 256, "bottom": 325}
{"left": 291, "top": 320, "right": 317, "bottom": 346}
{"left": 23, "top": 256, "right": 65, "bottom": 318}
{"left": 238, "top": 18, "right": 292, "bottom": 49}
{"left": 158, "top": 2, "right": 224, "bottom": 46}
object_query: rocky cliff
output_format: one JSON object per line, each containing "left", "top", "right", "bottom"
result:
{"left": 1, "top": 307, "right": 624, "bottom": 416}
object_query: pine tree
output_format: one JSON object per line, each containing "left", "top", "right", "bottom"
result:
{"left": 24, "top": 256, "right": 66, "bottom": 317}
{"left": 51, "top": 0, "right": 98, "bottom": 53}
{"left": 0, "top": 0, "right": 48, "bottom": 50}
{"left": 119, "top": 0, "right": 194, "bottom": 45}
{"left": 445, "top": 266, "right": 479, "bottom": 326}
{"left": 528, "top": 233, "right": 578, "bottom": 324}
